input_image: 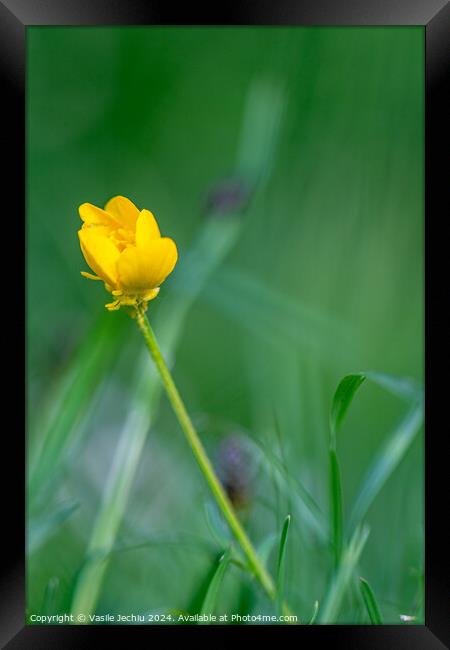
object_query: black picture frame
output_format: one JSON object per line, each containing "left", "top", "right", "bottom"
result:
{"left": 2, "top": 1, "right": 448, "bottom": 646}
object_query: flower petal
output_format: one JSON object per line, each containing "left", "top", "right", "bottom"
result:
{"left": 136, "top": 209, "right": 161, "bottom": 248}
{"left": 79, "top": 203, "right": 120, "bottom": 228}
{"left": 104, "top": 196, "right": 139, "bottom": 231}
{"left": 79, "top": 228, "right": 120, "bottom": 288}
{"left": 117, "top": 237, "right": 178, "bottom": 293}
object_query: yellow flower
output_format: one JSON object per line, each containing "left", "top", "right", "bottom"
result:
{"left": 78, "top": 196, "right": 178, "bottom": 312}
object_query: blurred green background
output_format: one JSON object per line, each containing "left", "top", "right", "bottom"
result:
{"left": 27, "top": 27, "right": 424, "bottom": 624}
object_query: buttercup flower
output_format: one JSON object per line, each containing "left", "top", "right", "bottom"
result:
{"left": 78, "top": 196, "right": 178, "bottom": 312}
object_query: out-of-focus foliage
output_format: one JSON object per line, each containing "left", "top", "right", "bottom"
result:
{"left": 27, "top": 27, "right": 423, "bottom": 623}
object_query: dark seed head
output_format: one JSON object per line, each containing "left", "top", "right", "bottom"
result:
{"left": 217, "top": 434, "right": 253, "bottom": 509}
{"left": 204, "top": 177, "right": 253, "bottom": 217}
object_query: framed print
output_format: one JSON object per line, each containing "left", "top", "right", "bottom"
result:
{"left": 1, "top": 0, "right": 448, "bottom": 646}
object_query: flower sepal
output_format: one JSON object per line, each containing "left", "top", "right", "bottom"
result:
{"left": 105, "top": 288, "right": 160, "bottom": 316}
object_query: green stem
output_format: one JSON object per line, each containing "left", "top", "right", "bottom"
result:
{"left": 135, "top": 306, "right": 276, "bottom": 601}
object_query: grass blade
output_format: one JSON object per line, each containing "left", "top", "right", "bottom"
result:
{"left": 307, "top": 600, "right": 319, "bottom": 625}
{"left": 329, "top": 373, "right": 366, "bottom": 448}
{"left": 204, "top": 501, "right": 232, "bottom": 548}
{"left": 329, "top": 449, "right": 343, "bottom": 570}
{"left": 319, "top": 525, "right": 370, "bottom": 623}
{"left": 199, "top": 548, "right": 233, "bottom": 622}
{"left": 42, "top": 577, "right": 59, "bottom": 615}
{"left": 70, "top": 369, "right": 154, "bottom": 618}
{"left": 203, "top": 267, "right": 358, "bottom": 363}
{"left": 349, "top": 401, "right": 423, "bottom": 532}
{"left": 359, "top": 577, "right": 383, "bottom": 624}
{"left": 28, "top": 314, "right": 124, "bottom": 502}
{"left": 247, "top": 434, "right": 327, "bottom": 541}
{"left": 257, "top": 532, "right": 278, "bottom": 568}
{"left": 276, "top": 515, "right": 291, "bottom": 611}
{"left": 28, "top": 501, "right": 79, "bottom": 555}
{"left": 329, "top": 371, "right": 423, "bottom": 536}
{"left": 364, "top": 371, "right": 422, "bottom": 403}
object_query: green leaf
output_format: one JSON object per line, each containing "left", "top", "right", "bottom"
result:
{"left": 199, "top": 548, "right": 233, "bottom": 622}
{"left": 329, "top": 373, "right": 366, "bottom": 447}
{"left": 359, "top": 577, "right": 383, "bottom": 624}
{"left": 349, "top": 401, "right": 423, "bottom": 532}
{"left": 329, "top": 449, "right": 344, "bottom": 570}
{"left": 276, "top": 515, "right": 291, "bottom": 610}
{"left": 319, "top": 525, "right": 370, "bottom": 623}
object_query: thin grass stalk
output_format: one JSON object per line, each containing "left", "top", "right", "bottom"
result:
{"left": 70, "top": 399, "right": 152, "bottom": 617}
{"left": 135, "top": 308, "right": 276, "bottom": 600}
{"left": 318, "top": 525, "right": 370, "bottom": 623}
